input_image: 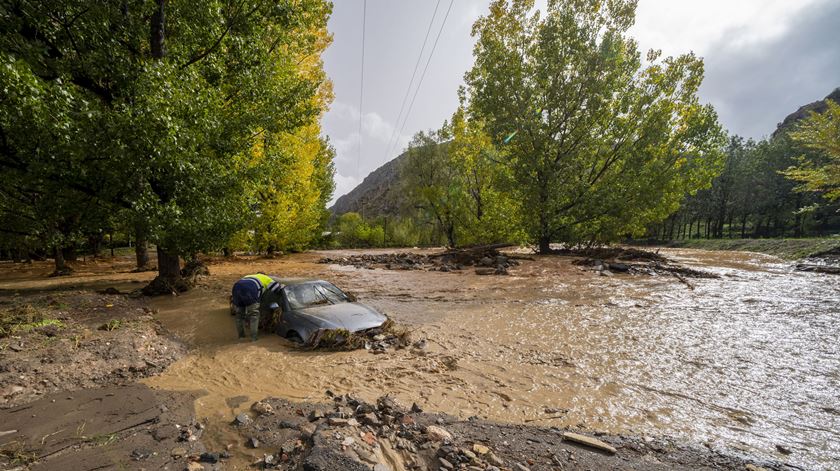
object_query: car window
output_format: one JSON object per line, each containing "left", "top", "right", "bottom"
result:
{"left": 284, "top": 282, "right": 349, "bottom": 309}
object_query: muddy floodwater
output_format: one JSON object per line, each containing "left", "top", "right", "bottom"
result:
{"left": 13, "top": 248, "right": 829, "bottom": 469}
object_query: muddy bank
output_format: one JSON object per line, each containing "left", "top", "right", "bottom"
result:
{"left": 223, "top": 393, "right": 783, "bottom": 471}
{"left": 0, "top": 384, "right": 211, "bottom": 470}
{"left": 0, "top": 291, "right": 186, "bottom": 408}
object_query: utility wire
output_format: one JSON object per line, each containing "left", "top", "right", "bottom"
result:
{"left": 384, "top": 0, "right": 442, "bottom": 163}
{"left": 356, "top": 0, "right": 367, "bottom": 175}
{"left": 388, "top": 0, "right": 455, "bottom": 160}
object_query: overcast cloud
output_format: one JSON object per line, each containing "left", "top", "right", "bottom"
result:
{"left": 321, "top": 0, "right": 840, "bottom": 203}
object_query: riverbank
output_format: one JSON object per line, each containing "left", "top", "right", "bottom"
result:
{"left": 636, "top": 237, "right": 840, "bottom": 260}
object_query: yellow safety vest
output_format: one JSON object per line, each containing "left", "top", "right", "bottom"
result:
{"left": 244, "top": 273, "right": 273, "bottom": 291}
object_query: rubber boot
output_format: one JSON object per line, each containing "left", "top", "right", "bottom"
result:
{"left": 250, "top": 315, "right": 259, "bottom": 342}
{"left": 235, "top": 316, "right": 246, "bottom": 339}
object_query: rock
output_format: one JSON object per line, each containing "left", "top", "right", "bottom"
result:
{"left": 411, "top": 402, "right": 423, "bottom": 412}
{"left": 475, "top": 267, "right": 496, "bottom": 275}
{"left": 745, "top": 465, "right": 769, "bottom": 471}
{"left": 247, "top": 437, "right": 260, "bottom": 448}
{"left": 473, "top": 443, "right": 490, "bottom": 455}
{"left": 309, "top": 409, "right": 324, "bottom": 421}
{"left": 775, "top": 444, "right": 792, "bottom": 455}
{"left": 342, "top": 437, "right": 355, "bottom": 447}
{"left": 152, "top": 425, "right": 177, "bottom": 441}
{"left": 199, "top": 452, "right": 220, "bottom": 463}
{"left": 186, "top": 463, "right": 204, "bottom": 471}
{"left": 514, "top": 464, "right": 530, "bottom": 471}
{"left": 251, "top": 400, "right": 274, "bottom": 415}
{"left": 328, "top": 417, "right": 349, "bottom": 426}
{"left": 425, "top": 425, "right": 452, "bottom": 442}
{"left": 170, "top": 447, "right": 187, "bottom": 458}
{"left": 373, "top": 464, "right": 392, "bottom": 471}
{"left": 562, "top": 432, "right": 617, "bottom": 454}
{"left": 347, "top": 417, "right": 360, "bottom": 426}
{"left": 487, "top": 452, "right": 504, "bottom": 466}
{"left": 361, "top": 412, "right": 381, "bottom": 426}
{"left": 232, "top": 413, "right": 252, "bottom": 426}
{"left": 131, "top": 448, "right": 152, "bottom": 460}
{"left": 439, "top": 457, "right": 454, "bottom": 469}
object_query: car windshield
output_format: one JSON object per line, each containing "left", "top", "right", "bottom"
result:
{"left": 284, "top": 282, "right": 350, "bottom": 310}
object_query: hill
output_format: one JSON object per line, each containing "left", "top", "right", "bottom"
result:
{"left": 330, "top": 150, "right": 409, "bottom": 217}
{"left": 773, "top": 88, "right": 840, "bottom": 137}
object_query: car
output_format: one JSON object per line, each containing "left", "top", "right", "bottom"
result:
{"left": 259, "top": 278, "right": 387, "bottom": 344}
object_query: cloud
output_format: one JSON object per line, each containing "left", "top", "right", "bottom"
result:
{"left": 698, "top": 0, "right": 840, "bottom": 138}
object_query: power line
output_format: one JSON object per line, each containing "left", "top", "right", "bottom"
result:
{"left": 355, "top": 0, "right": 367, "bottom": 175}
{"left": 388, "top": 0, "right": 455, "bottom": 160}
{"left": 384, "top": 0, "right": 442, "bottom": 163}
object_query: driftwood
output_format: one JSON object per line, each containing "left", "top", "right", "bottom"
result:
{"left": 795, "top": 264, "right": 840, "bottom": 275}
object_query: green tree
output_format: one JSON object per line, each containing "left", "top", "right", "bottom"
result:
{"left": 1, "top": 0, "right": 333, "bottom": 289}
{"left": 463, "top": 0, "right": 725, "bottom": 252}
{"left": 784, "top": 101, "right": 840, "bottom": 201}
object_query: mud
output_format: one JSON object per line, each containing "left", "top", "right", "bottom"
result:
{"left": 0, "top": 291, "right": 186, "bottom": 408}
{"left": 1, "top": 247, "right": 838, "bottom": 470}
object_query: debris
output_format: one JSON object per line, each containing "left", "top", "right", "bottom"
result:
{"left": 320, "top": 245, "right": 519, "bottom": 275}
{"left": 425, "top": 425, "right": 453, "bottom": 442}
{"left": 233, "top": 413, "right": 252, "bottom": 426}
{"left": 562, "top": 432, "right": 617, "bottom": 454}
{"left": 251, "top": 400, "right": 274, "bottom": 416}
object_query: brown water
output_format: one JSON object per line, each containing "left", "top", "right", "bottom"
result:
{"left": 4, "top": 249, "right": 835, "bottom": 469}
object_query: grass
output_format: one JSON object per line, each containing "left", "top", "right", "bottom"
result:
{"left": 0, "top": 304, "right": 64, "bottom": 338}
{"left": 647, "top": 238, "right": 840, "bottom": 260}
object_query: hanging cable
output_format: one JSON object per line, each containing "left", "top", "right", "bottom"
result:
{"left": 387, "top": 0, "right": 455, "bottom": 160}
{"left": 384, "top": 0, "right": 442, "bottom": 163}
{"left": 355, "top": 0, "right": 367, "bottom": 176}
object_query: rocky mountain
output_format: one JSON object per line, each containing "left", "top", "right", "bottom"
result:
{"left": 773, "top": 87, "right": 840, "bottom": 137}
{"left": 330, "top": 150, "right": 409, "bottom": 217}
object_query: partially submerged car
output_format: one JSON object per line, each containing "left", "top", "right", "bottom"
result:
{"left": 259, "top": 279, "right": 387, "bottom": 345}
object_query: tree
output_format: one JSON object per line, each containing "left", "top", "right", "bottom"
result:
{"left": 463, "top": 0, "right": 725, "bottom": 252}
{"left": 784, "top": 101, "right": 840, "bottom": 201}
{"left": 1, "top": 0, "right": 333, "bottom": 290}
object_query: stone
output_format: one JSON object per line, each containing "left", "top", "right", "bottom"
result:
{"left": 232, "top": 413, "right": 252, "bottom": 426}
{"left": 247, "top": 437, "right": 260, "bottom": 448}
{"left": 775, "top": 444, "right": 792, "bottom": 455}
{"left": 473, "top": 443, "right": 490, "bottom": 455}
{"left": 328, "top": 417, "right": 349, "bottom": 426}
{"left": 131, "top": 448, "right": 152, "bottom": 460}
{"left": 342, "top": 437, "right": 355, "bottom": 447}
{"left": 309, "top": 409, "right": 324, "bottom": 421}
{"left": 745, "top": 466, "right": 769, "bottom": 471}
{"left": 199, "top": 452, "right": 220, "bottom": 463}
{"left": 186, "top": 463, "right": 204, "bottom": 471}
{"left": 475, "top": 267, "right": 496, "bottom": 275}
{"left": 361, "top": 413, "right": 381, "bottom": 426}
{"left": 562, "top": 432, "right": 617, "bottom": 454}
{"left": 487, "top": 453, "right": 504, "bottom": 466}
{"left": 373, "top": 464, "right": 392, "bottom": 471}
{"left": 170, "top": 447, "right": 187, "bottom": 458}
{"left": 425, "top": 425, "right": 452, "bottom": 442}
{"left": 438, "top": 457, "right": 454, "bottom": 469}
{"left": 251, "top": 401, "right": 274, "bottom": 415}
{"left": 514, "top": 464, "right": 530, "bottom": 471}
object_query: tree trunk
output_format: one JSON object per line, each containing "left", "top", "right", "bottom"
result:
{"left": 135, "top": 223, "right": 150, "bottom": 270}
{"left": 62, "top": 245, "right": 77, "bottom": 262}
{"left": 51, "top": 245, "right": 72, "bottom": 276}
{"left": 538, "top": 236, "right": 551, "bottom": 254}
{"left": 157, "top": 248, "right": 180, "bottom": 280}
{"left": 142, "top": 247, "right": 188, "bottom": 295}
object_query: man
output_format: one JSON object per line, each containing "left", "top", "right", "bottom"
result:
{"left": 230, "top": 273, "right": 277, "bottom": 341}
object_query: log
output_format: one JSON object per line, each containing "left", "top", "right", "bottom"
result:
{"left": 562, "top": 432, "right": 617, "bottom": 454}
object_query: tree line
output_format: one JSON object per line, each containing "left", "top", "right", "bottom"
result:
{"left": 0, "top": 0, "right": 336, "bottom": 291}
{"left": 332, "top": 0, "right": 839, "bottom": 252}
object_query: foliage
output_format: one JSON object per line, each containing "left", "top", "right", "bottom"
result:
{"left": 462, "top": 0, "right": 726, "bottom": 251}
{"left": 0, "top": 0, "right": 335, "bottom": 278}
{"left": 784, "top": 101, "right": 840, "bottom": 201}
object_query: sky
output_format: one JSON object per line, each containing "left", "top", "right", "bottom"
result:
{"left": 321, "top": 0, "right": 840, "bottom": 203}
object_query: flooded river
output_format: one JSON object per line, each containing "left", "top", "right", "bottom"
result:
{"left": 140, "top": 248, "right": 839, "bottom": 470}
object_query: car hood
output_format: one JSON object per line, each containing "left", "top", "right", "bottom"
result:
{"left": 295, "top": 302, "right": 387, "bottom": 332}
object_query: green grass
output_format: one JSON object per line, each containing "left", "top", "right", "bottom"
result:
{"left": 653, "top": 238, "right": 840, "bottom": 260}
